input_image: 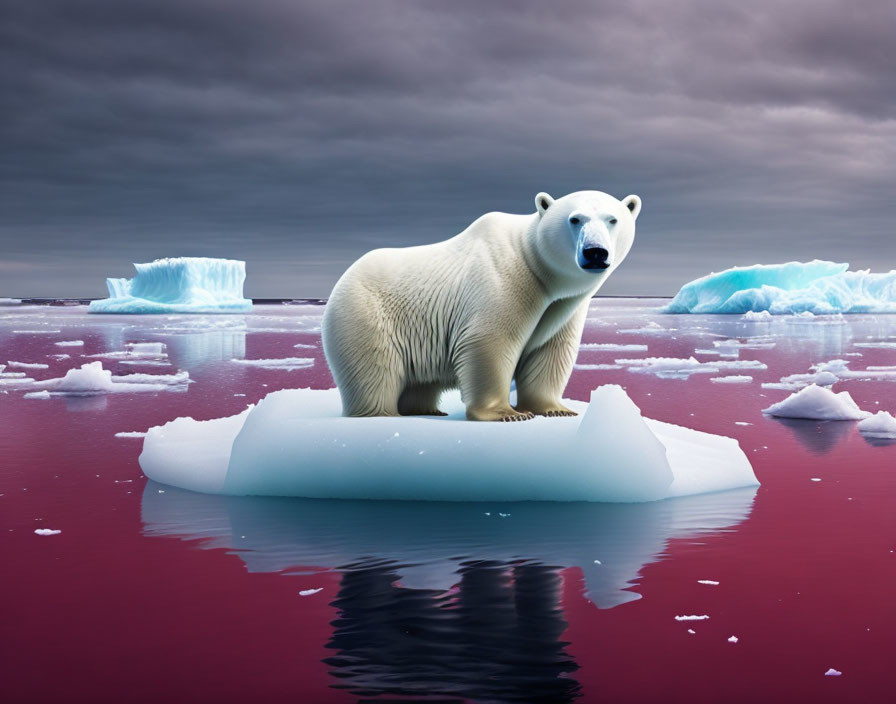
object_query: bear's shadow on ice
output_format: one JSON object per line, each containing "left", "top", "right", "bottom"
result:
{"left": 142, "top": 484, "right": 755, "bottom": 702}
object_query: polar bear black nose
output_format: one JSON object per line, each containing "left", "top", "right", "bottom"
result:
{"left": 581, "top": 247, "right": 610, "bottom": 269}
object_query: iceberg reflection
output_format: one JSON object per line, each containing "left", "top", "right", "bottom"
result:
{"left": 141, "top": 483, "right": 756, "bottom": 609}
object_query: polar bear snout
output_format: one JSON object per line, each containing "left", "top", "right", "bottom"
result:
{"left": 580, "top": 246, "right": 610, "bottom": 270}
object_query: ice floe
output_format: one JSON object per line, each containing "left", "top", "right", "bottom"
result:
{"left": 579, "top": 343, "right": 648, "bottom": 352}
{"left": 232, "top": 357, "right": 315, "bottom": 370}
{"left": 761, "top": 385, "right": 871, "bottom": 421}
{"left": 138, "top": 384, "right": 758, "bottom": 502}
{"left": 88, "top": 257, "right": 253, "bottom": 314}
{"left": 664, "top": 260, "right": 896, "bottom": 314}
{"left": 710, "top": 376, "right": 753, "bottom": 384}
{"left": 34, "top": 529, "right": 61, "bottom": 536}
{"left": 54, "top": 340, "right": 84, "bottom": 347}
{"left": 0, "top": 297, "right": 22, "bottom": 306}
{"left": 20, "top": 361, "right": 190, "bottom": 396}
{"left": 857, "top": 412, "right": 896, "bottom": 438}
{"left": 616, "top": 356, "right": 766, "bottom": 379}
{"left": 6, "top": 361, "right": 49, "bottom": 370}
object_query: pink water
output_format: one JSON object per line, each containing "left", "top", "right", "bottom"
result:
{"left": 2, "top": 301, "right": 895, "bottom": 703}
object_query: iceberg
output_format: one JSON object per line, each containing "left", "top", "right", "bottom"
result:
{"left": 664, "top": 261, "right": 896, "bottom": 314}
{"left": 88, "top": 257, "right": 252, "bottom": 314}
{"left": 139, "top": 385, "right": 758, "bottom": 502}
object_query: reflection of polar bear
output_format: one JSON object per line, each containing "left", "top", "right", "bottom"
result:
{"left": 322, "top": 190, "right": 642, "bottom": 421}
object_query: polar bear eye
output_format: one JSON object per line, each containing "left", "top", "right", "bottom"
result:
{"left": 609, "top": 218, "right": 618, "bottom": 226}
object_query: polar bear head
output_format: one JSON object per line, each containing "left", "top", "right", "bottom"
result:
{"left": 532, "top": 190, "right": 641, "bottom": 282}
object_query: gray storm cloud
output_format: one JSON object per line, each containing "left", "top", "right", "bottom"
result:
{"left": 1, "top": 0, "right": 894, "bottom": 297}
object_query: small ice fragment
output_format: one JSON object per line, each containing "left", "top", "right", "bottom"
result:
{"left": 579, "top": 343, "right": 648, "bottom": 352}
{"left": 675, "top": 615, "right": 710, "bottom": 621}
{"left": 299, "top": 588, "right": 323, "bottom": 596}
{"left": 710, "top": 375, "right": 753, "bottom": 384}
{"left": 858, "top": 411, "right": 896, "bottom": 439}
{"left": 232, "top": 357, "right": 314, "bottom": 370}
{"left": 7, "top": 361, "right": 50, "bottom": 370}
{"left": 728, "top": 636, "right": 738, "bottom": 643}
{"left": 687, "top": 629, "right": 696, "bottom": 634}
{"left": 498, "top": 512, "right": 510, "bottom": 517}
{"left": 811, "top": 478, "right": 821, "bottom": 482}
{"left": 115, "top": 431, "right": 147, "bottom": 438}
{"left": 34, "top": 528, "right": 61, "bottom": 536}
{"left": 735, "top": 422, "right": 752, "bottom": 426}
{"left": 697, "top": 580, "right": 719, "bottom": 586}
{"left": 825, "top": 668, "right": 842, "bottom": 677}
{"left": 55, "top": 340, "right": 84, "bottom": 347}
{"left": 594, "top": 560, "right": 602, "bottom": 565}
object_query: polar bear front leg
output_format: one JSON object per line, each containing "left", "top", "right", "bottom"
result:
{"left": 458, "top": 345, "right": 535, "bottom": 422}
{"left": 514, "top": 302, "right": 588, "bottom": 417}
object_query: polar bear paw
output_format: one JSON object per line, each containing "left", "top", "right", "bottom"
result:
{"left": 467, "top": 407, "right": 535, "bottom": 422}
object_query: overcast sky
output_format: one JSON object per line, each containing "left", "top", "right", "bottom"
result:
{"left": 2, "top": 0, "right": 894, "bottom": 298}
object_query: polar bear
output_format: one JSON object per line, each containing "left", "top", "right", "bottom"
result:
{"left": 322, "top": 190, "right": 642, "bottom": 421}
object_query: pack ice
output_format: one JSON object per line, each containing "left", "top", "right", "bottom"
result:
{"left": 664, "top": 260, "right": 896, "bottom": 314}
{"left": 139, "top": 385, "right": 758, "bottom": 502}
{"left": 88, "top": 257, "right": 253, "bottom": 314}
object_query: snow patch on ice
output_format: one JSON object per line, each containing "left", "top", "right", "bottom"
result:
{"left": 139, "top": 385, "right": 759, "bottom": 502}
{"left": 89, "top": 257, "right": 253, "bottom": 314}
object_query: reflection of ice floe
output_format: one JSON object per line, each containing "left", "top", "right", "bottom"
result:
{"left": 140, "top": 481, "right": 757, "bottom": 609}
{"left": 88, "top": 257, "right": 252, "bottom": 314}
{"left": 139, "top": 385, "right": 758, "bottom": 502}
{"left": 771, "top": 418, "right": 856, "bottom": 455}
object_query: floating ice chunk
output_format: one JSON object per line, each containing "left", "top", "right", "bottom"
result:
{"left": 23, "top": 361, "right": 190, "bottom": 396}
{"left": 824, "top": 668, "right": 842, "bottom": 677}
{"left": 293, "top": 343, "right": 316, "bottom": 349}
{"left": 299, "top": 588, "right": 323, "bottom": 596}
{"left": 618, "top": 356, "right": 766, "bottom": 379}
{"left": 712, "top": 338, "right": 776, "bottom": 350}
{"left": 741, "top": 310, "right": 773, "bottom": 321}
{"left": 232, "top": 357, "right": 315, "bottom": 370}
{"left": 54, "top": 340, "right": 84, "bottom": 347}
{"left": 675, "top": 615, "right": 709, "bottom": 621}
{"left": 7, "top": 361, "right": 49, "bottom": 370}
{"left": 854, "top": 341, "right": 896, "bottom": 349}
{"left": 24, "top": 390, "right": 51, "bottom": 400}
{"left": 115, "top": 431, "right": 148, "bottom": 438}
{"left": 88, "top": 257, "right": 253, "bottom": 314}
{"left": 0, "top": 297, "right": 22, "bottom": 306}
{"left": 34, "top": 528, "right": 61, "bottom": 536}
{"left": 139, "top": 385, "right": 758, "bottom": 502}
{"left": 762, "top": 385, "right": 871, "bottom": 421}
{"left": 735, "top": 422, "right": 752, "bottom": 426}
{"left": 12, "top": 329, "right": 61, "bottom": 334}
{"left": 858, "top": 412, "right": 896, "bottom": 438}
{"left": 710, "top": 376, "right": 753, "bottom": 384}
{"left": 687, "top": 629, "right": 696, "bottom": 634}
{"left": 89, "top": 342, "right": 168, "bottom": 361}
{"left": 728, "top": 636, "right": 739, "bottom": 643}
{"left": 664, "top": 260, "right": 896, "bottom": 314}
{"left": 579, "top": 343, "right": 648, "bottom": 352}
{"left": 617, "top": 321, "right": 673, "bottom": 335}
{"left": 697, "top": 580, "right": 719, "bottom": 585}
{"left": 574, "top": 363, "right": 623, "bottom": 371}
{"left": 776, "top": 359, "right": 896, "bottom": 390}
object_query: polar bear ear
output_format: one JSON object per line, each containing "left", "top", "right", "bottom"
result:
{"left": 622, "top": 194, "right": 642, "bottom": 220}
{"left": 535, "top": 192, "right": 554, "bottom": 217}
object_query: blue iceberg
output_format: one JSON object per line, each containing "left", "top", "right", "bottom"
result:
{"left": 664, "top": 260, "right": 896, "bottom": 314}
{"left": 89, "top": 257, "right": 253, "bottom": 314}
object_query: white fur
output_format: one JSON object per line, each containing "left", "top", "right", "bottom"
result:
{"left": 322, "top": 190, "right": 641, "bottom": 421}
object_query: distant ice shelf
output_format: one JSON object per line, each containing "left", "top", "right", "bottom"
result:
{"left": 664, "top": 261, "right": 896, "bottom": 314}
{"left": 139, "top": 385, "right": 759, "bottom": 502}
{"left": 88, "top": 257, "right": 253, "bottom": 314}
